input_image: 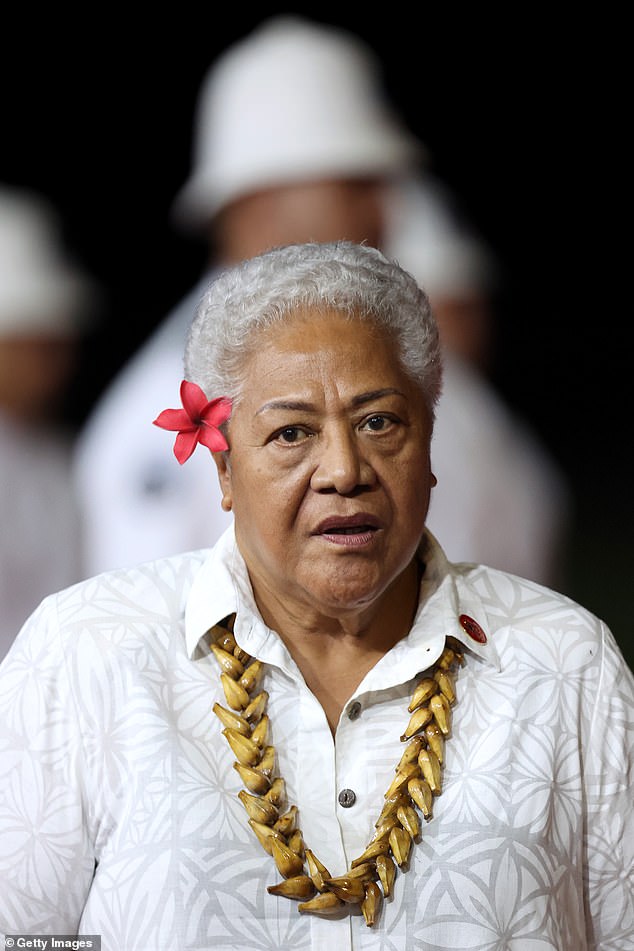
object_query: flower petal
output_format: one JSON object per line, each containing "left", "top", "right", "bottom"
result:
{"left": 153, "top": 408, "right": 194, "bottom": 432}
{"left": 198, "top": 425, "right": 229, "bottom": 453}
{"left": 173, "top": 429, "right": 200, "bottom": 464}
{"left": 180, "top": 380, "right": 208, "bottom": 419}
{"left": 200, "top": 397, "right": 233, "bottom": 428}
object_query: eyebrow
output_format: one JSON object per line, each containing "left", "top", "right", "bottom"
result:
{"left": 255, "top": 388, "right": 405, "bottom": 416}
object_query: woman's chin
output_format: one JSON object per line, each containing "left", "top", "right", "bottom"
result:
{"left": 297, "top": 567, "right": 388, "bottom": 616}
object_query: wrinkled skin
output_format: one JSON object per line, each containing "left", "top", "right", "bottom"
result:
{"left": 214, "top": 308, "right": 436, "bottom": 728}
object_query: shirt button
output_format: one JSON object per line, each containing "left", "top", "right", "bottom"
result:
{"left": 347, "top": 701, "right": 362, "bottom": 720}
{"left": 338, "top": 788, "right": 357, "bottom": 808}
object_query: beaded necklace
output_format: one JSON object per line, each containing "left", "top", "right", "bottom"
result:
{"left": 210, "top": 614, "right": 463, "bottom": 928}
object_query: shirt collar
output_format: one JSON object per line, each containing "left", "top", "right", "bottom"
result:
{"left": 185, "top": 527, "right": 501, "bottom": 673}
{"left": 185, "top": 523, "right": 244, "bottom": 657}
{"left": 416, "top": 531, "right": 501, "bottom": 671}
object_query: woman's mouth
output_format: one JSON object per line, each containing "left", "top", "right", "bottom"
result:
{"left": 315, "top": 515, "right": 381, "bottom": 546}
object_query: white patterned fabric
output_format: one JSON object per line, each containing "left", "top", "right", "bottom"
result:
{"left": 0, "top": 527, "right": 632, "bottom": 950}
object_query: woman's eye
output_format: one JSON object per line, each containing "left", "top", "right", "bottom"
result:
{"left": 274, "top": 426, "right": 310, "bottom": 444}
{"left": 362, "top": 414, "right": 393, "bottom": 433}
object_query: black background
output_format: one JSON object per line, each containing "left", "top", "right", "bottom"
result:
{"left": 2, "top": 11, "right": 632, "bottom": 665}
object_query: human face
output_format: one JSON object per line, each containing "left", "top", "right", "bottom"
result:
{"left": 217, "top": 309, "right": 435, "bottom": 622}
{"left": 0, "top": 334, "right": 77, "bottom": 421}
{"left": 216, "top": 179, "right": 385, "bottom": 263}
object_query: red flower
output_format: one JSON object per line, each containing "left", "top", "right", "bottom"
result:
{"left": 153, "top": 380, "right": 232, "bottom": 464}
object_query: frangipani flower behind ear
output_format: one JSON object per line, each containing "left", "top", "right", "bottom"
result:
{"left": 153, "top": 380, "right": 232, "bottom": 464}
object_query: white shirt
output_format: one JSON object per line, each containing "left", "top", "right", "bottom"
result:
{"left": 72, "top": 284, "right": 569, "bottom": 588}
{"left": 1, "top": 527, "right": 632, "bottom": 950}
{"left": 0, "top": 411, "right": 83, "bottom": 660}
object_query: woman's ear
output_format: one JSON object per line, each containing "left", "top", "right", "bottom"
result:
{"left": 213, "top": 452, "right": 233, "bottom": 512}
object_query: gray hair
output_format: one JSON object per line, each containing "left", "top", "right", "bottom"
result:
{"left": 184, "top": 240, "right": 443, "bottom": 413}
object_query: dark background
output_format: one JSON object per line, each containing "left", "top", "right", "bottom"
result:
{"left": 2, "top": 11, "right": 632, "bottom": 666}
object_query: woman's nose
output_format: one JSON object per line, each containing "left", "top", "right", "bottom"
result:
{"left": 310, "top": 426, "right": 375, "bottom": 494}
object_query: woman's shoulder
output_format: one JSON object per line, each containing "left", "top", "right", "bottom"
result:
{"left": 5, "top": 549, "right": 213, "bottom": 665}
{"left": 455, "top": 559, "right": 610, "bottom": 640}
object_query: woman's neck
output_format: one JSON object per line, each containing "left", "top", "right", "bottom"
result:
{"left": 253, "top": 558, "right": 423, "bottom": 733}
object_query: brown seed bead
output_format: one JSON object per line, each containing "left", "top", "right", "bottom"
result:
{"left": 210, "top": 644, "right": 245, "bottom": 679}
{"left": 220, "top": 672, "right": 250, "bottom": 711}
{"left": 305, "top": 848, "right": 331, "bottom": 891}
{"left": 394, "top": 736, "right": 425, "bottom": 772}
{"left": 263, "top": 776, "right": 285, "bottom": 805}
{"left": 287, "top": 829, "right": 304, "bottom": 858}
{"left": 400, "top": 704, "right": 433, "bottom": 741}
{"left": 239, "top": 659, "right": 264, "bottom": 693}
{"left": 245, "top": 691, "right": 269, "bottom": 725}
{"left": 434, "top": 668, "right": 456, "bottom": 703}
{"left": 430, "top": 692, "right": 451, "bottom": 736}
{"left": 250, "top": 712, "right": 269, "bottom": 748}
{"left": 418, "top": 748, "right": 442, "bottom": 795}
{"left": 298, "top": 891, "right": 343, "bottom": 915}
{"left": 267, "top": 875, "right": 316, "bottom": 900}
{"left": 389, "top": 826, "right": 412, "bottom": 866}
{"left": 408, "top": 777, "right": 433, "bottom": 818}
{"left": 384, "top": 760, "right": 418, "bottom": 799}
{"left": 397, "top": 803, "right": 420, "bottom": 838}
{"left": 351, "top": 835, "right": 391, "bottom": 867}
{"left": 238, "top": 789, "right": 279, "bottom": 824}
{"left": 270, "top": 836, "right": 305, "bottom": 878}
{"left": 212, "top": 702, "right": 250, "bottom": 735}
{"left": 375, "top": 852, "right": 396, "bottom": 897}
{"left": 254, "top": 745, "right": 276, "bottom": 778}
{"left": 324, "top": 875, "right": 366, "bottom": 903}
{"left": 424, "top": 721, "right": 445, "bottom": 764}
{"left": 248, "top": 818, "right": 285, "bottom": 855}
{"left": 273, "top": 804, "right": 298, "bottom": 837}
{"left": 361, "top": 880, "right": 383, "bottom": 926}
{"left": 343, "top": 862, "right": 376, "bottom": 882}
{"left": 222, "top": 728, "right": 260, "bottom": 766}
{"left": 408, "top": 677, "right": 439, "bottom": 712}
{"left": 233, "top": 762, "right": 271, "bottom": 795}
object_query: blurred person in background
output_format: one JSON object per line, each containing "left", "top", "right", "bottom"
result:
{"left": 73, "top": 14, "right": 570, "bottom": 591}
{"left": 0, "top": 185, "right": 96, "bottom": 660}
{"left": 385, "top": 174, "right": 572, "bottom": 586}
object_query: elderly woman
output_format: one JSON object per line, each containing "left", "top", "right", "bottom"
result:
{"left": 0, "top": 242, "right": 632, "bottom": 949}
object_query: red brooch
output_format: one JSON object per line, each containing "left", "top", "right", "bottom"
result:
{"left": 459, "top": 614, "right": 487, "bottom": 644}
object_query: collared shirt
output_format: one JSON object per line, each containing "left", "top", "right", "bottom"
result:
{"left": 0, "top": 528, "right": 632, "bottom": 950}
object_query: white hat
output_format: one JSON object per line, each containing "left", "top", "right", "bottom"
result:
{"left": 0, "top": 186, "right": 96, "bottom": 336}
{"left": 384, "top": 175, "right": 498, "bottom": 296}
{"left": 172, "top": 16, "right": 424, "bottom": 230}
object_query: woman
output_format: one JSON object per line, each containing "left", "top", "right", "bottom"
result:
{"left": 0, "top": 242, "right": 632, "bottom": 949}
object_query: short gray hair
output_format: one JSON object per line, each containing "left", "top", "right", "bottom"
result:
{"left": 184, "top": 240, "right": 443, "bottom": 413}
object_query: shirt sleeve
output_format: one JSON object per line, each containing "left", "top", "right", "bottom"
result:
{"left": 0, "top": 594, "right": 95, "bottom": 933}
{"left": 582, "top": 622, "right": 634, "bottom": 947}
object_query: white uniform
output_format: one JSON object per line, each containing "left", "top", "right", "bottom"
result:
{"left": 73, "top": 276, "right": 233, "bottom": 578}
{"left": 0, "top": 411, "right": 83, "bottom": 659}
{"left": 428, "top": 353, "right": 571, "bottom": 586}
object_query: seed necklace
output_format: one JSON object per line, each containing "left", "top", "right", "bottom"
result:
{"left": 210, "top": 614, "right": 463, "bottom": 928}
